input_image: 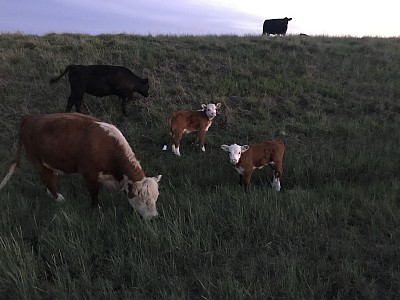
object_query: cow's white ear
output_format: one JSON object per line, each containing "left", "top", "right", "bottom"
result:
{"left": 201, "top": 104, "right": 207, "bottom": 109}
{"left": 242, "top": 145, "right": 250, "bottom": 152}
{"left": 215, "top": 103, "right": 221, "bottom": 109}
{"left": 221, "top": 145, "right": 230, "bottom": 152}
{"left": 153, "top": 175, "right": 162, "bottom": 182}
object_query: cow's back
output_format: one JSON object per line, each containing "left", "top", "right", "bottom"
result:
{"left": 82, "top": 65, "right": 136, "bottom": 95}
{"left": 169, "top": 111, "right": 205, "bottom": 131}
{"left": 240, "top": 140, "right": 284, "bottom": 167}
{"left": 19, "top": 113, "right": 100, "bottom": 173}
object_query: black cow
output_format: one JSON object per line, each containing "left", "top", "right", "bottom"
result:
{"left": 50, "top": 65, "right": 150, "bottom": 116}
{"left": 262, "top": 17, "right": 292, "bottom": 35}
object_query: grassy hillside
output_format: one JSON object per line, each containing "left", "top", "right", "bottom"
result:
{"left": 0, "top": 33, "right": 399, "bottom": 299}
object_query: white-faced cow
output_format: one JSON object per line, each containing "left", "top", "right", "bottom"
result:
{"left": 0, "top": 113, "right": 161, "bottom": 220}
{"left": 167, "top": 103, "right": 221, "bottom": 156}
{"left": 221, "top": 140, "right": 285, "bottom": 191}
{"left": 50, "top": 65, "right": 150, "bottom": 116}
{"left": 262, "top": 17, "right": 292, "bottom": 35}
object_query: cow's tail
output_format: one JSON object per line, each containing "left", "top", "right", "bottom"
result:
{"left": 49, "top": 65, "right": 71, "bottom": 84}
{"left": 0, "top": 138, "right": 22, "bottom": 190}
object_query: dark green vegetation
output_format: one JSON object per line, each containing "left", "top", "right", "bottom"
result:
{"left": 0, "top": 33, "right": 399, "bottom": 299}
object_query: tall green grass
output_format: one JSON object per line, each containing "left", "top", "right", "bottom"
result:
{"left": 0, "top": 33, "right": 399, "bottom": 299}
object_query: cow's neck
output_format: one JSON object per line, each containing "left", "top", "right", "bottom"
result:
{"left": 128, "top": 163, "right": 145, "bottom": 182}
{"left": 119, "top": 160, "right": 145, "bottom": 182}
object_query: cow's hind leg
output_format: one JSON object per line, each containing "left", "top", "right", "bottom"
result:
{"left": 269, "top": 161, "right": 282, "bottom": 192}
{"left": 66, "top": 95, "right": 75, "bottom": 112}
{"left": 171, "top": 130, "right": 183, "bottom": 156}
{"left": 37, "top": 166, "right": 65, "bottom": 202}
{"left": 66, "top": 89, "right": 85, "bottom": 113}
{"left": 120, "top": 98, "right": 128, "bottom": 116}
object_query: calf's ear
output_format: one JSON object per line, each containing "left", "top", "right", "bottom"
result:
{"left": 201, "top": 104, "right": 207, "bottom": 110}
{"left": 153, "top": 175, "right": 162, "bottom": 182}
{"left": 221, "top": 145, "right": 230, "bottom": 152}
{"left": 215, "top": 103, "right": 221, "bottom": 109}
{"left": 242, "top": 145, "right": 250, "bottom": 152}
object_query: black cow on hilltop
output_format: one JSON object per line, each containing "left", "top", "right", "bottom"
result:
{"left": 50, "top": 65, "right": 149, "bottom": 116}
{"left": 262, "top": 17, "right": 292, "bottom": 35}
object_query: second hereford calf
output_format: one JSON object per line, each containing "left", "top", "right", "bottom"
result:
{"left": 168, "top": 103, "right": 221, "bottom": 156}
{"left": 221, "top": 140, "right": 285, "bottom": 191}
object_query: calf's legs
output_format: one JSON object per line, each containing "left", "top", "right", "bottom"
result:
{"left": 171, "top": 130, "right": 183, "bottom": 156}
{"left": 196, "top": 130, "right": 206, "bottom": 152}
{"left": 269, "top": 160, "right": 283, "bottom": 192}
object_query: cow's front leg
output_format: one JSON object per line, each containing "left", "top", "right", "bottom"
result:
{"left": 38, "top": 166, "right": 65, "bottom": 202}
{"left": 242, "top": 169, "right": 253, "bottom": 189}
{"left": 239, "top": 174, "right": 244, "bottom": 186}
{"left": 197, "top": 130, "right": 206, "bottom": 152}
{"left": 83, "top": 174, "right": 101, "bottom": 209}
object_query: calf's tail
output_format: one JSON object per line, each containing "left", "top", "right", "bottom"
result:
{"left": 0, "top": 139, "right": 22, "bottom": 190}
{"left": 49, "top": 65, "right": 71, "bottom": 84}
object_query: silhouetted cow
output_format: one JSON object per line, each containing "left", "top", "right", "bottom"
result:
{"left": 50, "top": 65, "right": 150, "bottom": 116}
{"left": 262, "top": 17, "right": 292, "bottom": 35}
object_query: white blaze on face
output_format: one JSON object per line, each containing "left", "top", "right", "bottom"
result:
{"left": 202, "top": 102, "right": 221, "bottom": 119}
{"left": 221, "top": 144, "right": 249, "bottom": 164}
{"left": 128, "top": 175, "right": 162, "bottom": 220}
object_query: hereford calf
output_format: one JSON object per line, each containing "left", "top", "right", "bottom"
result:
{"left": 0, "top": 113, "right": 162, "bottom": 220}
{"left": 221, "top": 140, "right": 285, "bottom": 191}
{"left": 167, "top": 103, "right": 221, "bottom": 156}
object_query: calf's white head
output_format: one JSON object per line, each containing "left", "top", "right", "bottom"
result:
{"left": 221, "top": 144, "right": 249, "bottom": 164}
{"left": 127, "top": 175, "right": 162, "bottom": 220}
{"left": 201, "top": 103, "right": 221, "bottom": 119}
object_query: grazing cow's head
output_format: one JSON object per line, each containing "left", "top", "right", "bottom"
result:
{"left": 127, "top": 175, "right": 162, "bottom": 220}
{"left": 201, "top": 103, "right": 221, "bottom": 119}
{"left": 221, "top": 144, "right": 249, "bottom": 164}
{"left": 136, "top": 78, "right": 150, "bottom": 97}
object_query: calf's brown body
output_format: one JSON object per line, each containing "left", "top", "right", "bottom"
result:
{"left": 237, "top": 141, "right": 285, "bottom": 187}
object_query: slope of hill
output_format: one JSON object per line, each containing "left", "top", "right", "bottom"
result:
{"left": 0, "top": 33, "right": 399, "bottom": 299}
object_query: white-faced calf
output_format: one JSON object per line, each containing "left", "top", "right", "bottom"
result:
{"left": 167, "top": 103, "right": 221, "bottom": 156}
{"left": 221, "top": 140, "right": 285, "bottom": 191}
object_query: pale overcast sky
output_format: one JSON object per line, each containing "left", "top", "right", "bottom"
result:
{"left": 0, "top": 0, "right": 399, "bottom": 37}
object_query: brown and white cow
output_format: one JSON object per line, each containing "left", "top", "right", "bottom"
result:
{"left": 0, "top": 113, "right": 161, "bottom": 220}
{"left": 221, "top": 140, "right": 285, "bottom": 191}
{"left": 166, "top": 103, "right": 221, "bottom": 156}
